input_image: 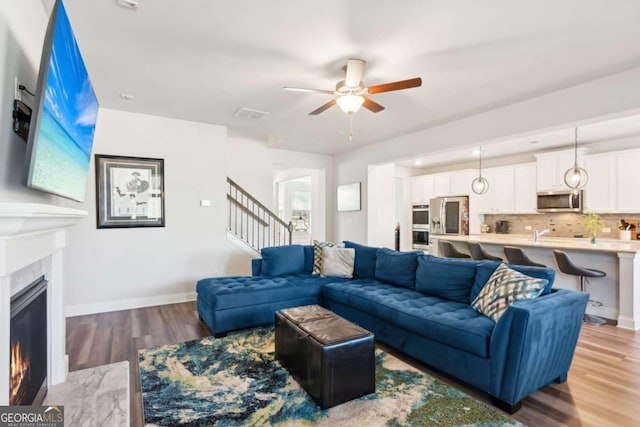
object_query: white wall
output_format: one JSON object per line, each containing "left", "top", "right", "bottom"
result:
{"left": 333, "top": 66, "right": 640, "bottom": 243}
{"left": 367, "top": 164, "right": 396, "bottom": 248}
{"left": 64, "top": 109, "right": 238, "bottom": 315}
{"left": 63, "top": 111, "right": 334, "bottom": 315}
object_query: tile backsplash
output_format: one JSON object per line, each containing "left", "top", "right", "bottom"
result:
{"left": 483, "top": 213, "right": 640, "bottom": 239}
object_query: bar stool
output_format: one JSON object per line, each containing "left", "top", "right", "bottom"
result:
{"left": 468, "top": 242, "right": 502, "bottom": 261}
{"left": 503, "top": 246, "right": 546, "bottom": 267}
{"left": 439, "top": 241, "right": 470, "bottom": 259}
{"left": 553, "top": 250, "right": 606, "bottom": 325}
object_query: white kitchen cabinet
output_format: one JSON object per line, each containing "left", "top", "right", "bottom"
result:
{"left": 616, "top": 150, "right": 640, "bottom": 212}
{"left": 475, "top": 166, "right": 515, "bottom": 214}
{"left": 450, "top": 170, "right": 473, "bottom": 196}
{"left": 434, "top": 170, "right": 473, "bottom": 197}
{"left": 514, "top": 163, "right": 537, "bottom": 213}
{"left": 584, "top": 154, "right": 616, "bottom": 212}
{"left": 535, "top": 148, "right": 588, "bottom": 192}
{"left": 411, "top": 175, "right": 435, "bottom": 204}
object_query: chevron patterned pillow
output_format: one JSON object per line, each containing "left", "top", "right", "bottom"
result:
{"left": 312, "top": 240, "right": 344, "bottom": 274}
{"left": 471, "top": 263, "right": 548, "bottom": 322}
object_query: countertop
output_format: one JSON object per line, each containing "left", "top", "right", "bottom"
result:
{"left": 431, "top": 233, "right": 640, "bottom": 254}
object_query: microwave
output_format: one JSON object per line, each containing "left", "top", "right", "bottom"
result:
{"left": 537, "top": 191, "right": 582, "bottom": 212}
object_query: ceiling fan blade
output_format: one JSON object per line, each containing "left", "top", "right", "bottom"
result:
{"left": 283, "top": 86, "right": 336, "bottom": 95}
{"left": 367, "top": 77, "right": 422, "bottom": 94}
{"left": 309, "top": 99, "right": 337, "bottom": 115}
{"left": 345, "top": 59, "right": 366, "bottom": 87}
{"left": 362, "top": 97, "right": 385, "bottom": 113}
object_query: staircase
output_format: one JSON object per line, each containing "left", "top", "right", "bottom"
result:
{"left": 227, "top": 177, "right": 292, "bottom": 253}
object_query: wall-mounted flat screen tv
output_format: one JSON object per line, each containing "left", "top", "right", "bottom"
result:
{"left": 24, "top": 0, "right": 99, "bottom": 202}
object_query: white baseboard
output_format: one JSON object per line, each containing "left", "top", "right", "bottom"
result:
{"left": 64, "top": 291, "right": 197, "bottom": 317}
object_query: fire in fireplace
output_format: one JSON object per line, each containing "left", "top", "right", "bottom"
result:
{"left": 10, "top": 340, "right": 30, "bottom": 405}
{"left": 10, "top": 277, "right": 47, "bottom": 406}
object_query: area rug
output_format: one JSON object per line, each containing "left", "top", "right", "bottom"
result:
{"left": 44, "top": 360, "right": 129, "bottom": 427}
{"left": 139, "top": 327, "right": 522, "bottom": 427}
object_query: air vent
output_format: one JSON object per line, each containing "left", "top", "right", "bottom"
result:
{"left": 233, "top": 107, "right": 270, "bottom": 122}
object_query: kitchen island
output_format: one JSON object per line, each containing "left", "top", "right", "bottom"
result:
{"left": 431, "top": 234, "right": 640, "bottom": 330}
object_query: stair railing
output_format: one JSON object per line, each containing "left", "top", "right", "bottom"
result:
{"left": 227, "top": 177, "right": 292, "bottom": 252}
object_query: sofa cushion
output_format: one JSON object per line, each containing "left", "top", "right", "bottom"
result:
{"left": 416, "top": 255, "right": 481, "bottom": 303}
{"left": 313, "top": 240, "right": 344, "bottom": 274}
{"left": 471, "top": 263, "right": 547, "bottom": 322}
{"left": 196, "top": 276, "right": 314, "bottom": 310}
{"left": 322, "top": 280, "right": 495, "bottom": 357}
{"left": 260, "top": 245, "right": 305, "bottom": 277}
{"left": 303, "top": 245, "right": 314, "bottom": 274}
{"left": 470, "top": 260, "right": 555, "bottom": 301}
{"left": 321, "top": 247, "right": 355, "bottom": 278}
{"left": 343, "top": 241, "right": 379, "bottom": 279}
{"left": 374, "top": 248, "right": 419, "bottom": 289}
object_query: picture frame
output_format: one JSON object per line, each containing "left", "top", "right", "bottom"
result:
{"left": 95, "top": 154, "right": 165, "bottom": 228}
{"left": 337, "top": 182, "right": 361, "bottom": 212}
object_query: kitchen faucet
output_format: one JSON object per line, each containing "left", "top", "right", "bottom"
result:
{"left": 533, "top": 228, "right": 550, "bottom": 242}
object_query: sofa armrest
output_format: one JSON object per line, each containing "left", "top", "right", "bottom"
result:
{"left": 251, "top": 258, "right": 262, "bottom": 276}
{"left": 489, "top": 289, "right": 588, "bottom": 405}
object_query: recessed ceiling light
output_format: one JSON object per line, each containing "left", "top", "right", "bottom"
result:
{"left": 471, "top": 148, "right": 481, "bottom": 156}
{"left": 414, "top": 159, "right": 423, "bottom": 166}
{"left": 120, "top": 93, "right": 134, "bottom": 100}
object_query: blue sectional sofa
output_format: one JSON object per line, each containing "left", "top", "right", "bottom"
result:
{"left": 196, "top": 241, "right": 588, "bottom": 412}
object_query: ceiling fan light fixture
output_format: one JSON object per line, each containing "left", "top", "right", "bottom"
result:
{"left": 336, "top": 94, "right": 364, "bottom": 114}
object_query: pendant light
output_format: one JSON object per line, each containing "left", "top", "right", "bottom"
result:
{"left": 563, "top": 127, "right": 588, "bottom": 190}
{"left": 471, "top": 146, "right": 489, "bottom": 194}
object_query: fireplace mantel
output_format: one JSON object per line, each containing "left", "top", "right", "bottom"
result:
{"left": 0, "top": 202, "right": 87, "bottom": 405}
{"left": 0, "top": 202, "right": 87, "bottom": 238}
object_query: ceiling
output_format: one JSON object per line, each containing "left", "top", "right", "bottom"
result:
{"left": 59, "top": 0, "right": 640, "bottom": 156}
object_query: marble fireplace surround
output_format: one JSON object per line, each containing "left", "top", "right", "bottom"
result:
{"left": 0, "top": 203, "right": 87, "bottom": 405}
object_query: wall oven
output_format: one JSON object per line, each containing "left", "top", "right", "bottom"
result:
{"left": 412, "top": 229, "right": 430, "bottom": 251}
{"left": 412, "top": 204, "right": 430, "bottom": 250}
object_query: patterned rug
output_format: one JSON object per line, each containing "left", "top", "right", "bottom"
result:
{"left": 139, "top": 327, "right": 522, "bottom": 427}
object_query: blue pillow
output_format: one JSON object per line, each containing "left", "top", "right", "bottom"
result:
{"left": 470, "top": 260, "right": 556, "bottom": 301}
{"left": 374, "top": 248, "right": 419, "bottom": 289}
{"left": 260, "top": 245, "right": 305, "bottom": 277}
{"left": 344, "top": 241, "right": 379, "bottom": 279}
{"left": 416, "top": 255, "right": 481, "bottom": 303}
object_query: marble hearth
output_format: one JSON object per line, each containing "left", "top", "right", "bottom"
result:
{"left": 0, "top": 203, "right": 87, "bottom": 405}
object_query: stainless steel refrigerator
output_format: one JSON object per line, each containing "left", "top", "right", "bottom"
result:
{"left": 429, "top": 196, "right": 469, "bottom": 235}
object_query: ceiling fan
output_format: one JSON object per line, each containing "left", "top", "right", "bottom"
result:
{"left": 284, "top": 59, "right": 422, "bottom": 115}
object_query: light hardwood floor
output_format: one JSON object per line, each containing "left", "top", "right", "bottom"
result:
{"left": 66, "top": 302, "right": 640, "bottom": 426}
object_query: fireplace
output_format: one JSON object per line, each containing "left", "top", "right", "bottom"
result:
{"left": 10, "top": 277, "right": 47, "bottom": 406}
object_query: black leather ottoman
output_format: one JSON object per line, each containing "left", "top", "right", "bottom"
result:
{"left": 274, "top": 305, "right": 375, "bottom": 409}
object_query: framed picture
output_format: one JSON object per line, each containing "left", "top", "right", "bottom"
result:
{"left": 337, "top": 182, "right": 361, "bottom": 212}
{"left": 95, "top": 154, "right": 165, "bottom": 228}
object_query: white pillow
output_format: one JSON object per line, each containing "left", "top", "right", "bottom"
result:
{"left": 321, "top": 247, "right": 355, "bottom": 278}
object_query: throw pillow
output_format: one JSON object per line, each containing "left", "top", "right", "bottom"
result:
{"left": 374, "top": 248, "right": 419, "bottom": 289}
{"left": 260, "top": 245, "right": 305, "bottom": 277}
{"left": 415, "top": 255, "right": 480, "bottom": 303}
{"left": 470, "top": 260, "right": 555, "bottom": 302}
{"left": 343, "top": 241, "right": 379, "bottom": 279}
{"left": 312, "top": 240, "right": 344, "bottom": 274}
{"left": 321, "top": 247, "right": 355, "bottom": 278}
{"left": 471, "top": 263, "right": 548, "bottom": 322}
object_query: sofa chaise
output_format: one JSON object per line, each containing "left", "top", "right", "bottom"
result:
{"left": 196, "top": 241, "right": 588, "bottom": 412}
